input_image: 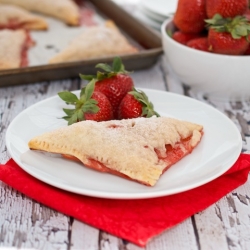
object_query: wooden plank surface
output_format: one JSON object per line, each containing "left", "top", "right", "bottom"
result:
{"left": 1, "top": 55, "right": 250, "bottom": 250}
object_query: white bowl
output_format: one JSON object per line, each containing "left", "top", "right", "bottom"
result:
{"left": 161, "top": 18, "right": 250, "bottom": 100}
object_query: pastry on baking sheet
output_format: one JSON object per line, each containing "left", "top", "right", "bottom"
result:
{"left": 0, "top": 29, "right": 34, "bottom": 69}
{"left": 49, "top": 21, "right": 139, "bottom": 64}
{"left": 0, "top": 4, "right": 48, "bottom": 30}
{"left": 0, "top": 0, "right": 80, "bottom": 26}
{"left": 28, "top": 116, "right": 203, "bottom": 186}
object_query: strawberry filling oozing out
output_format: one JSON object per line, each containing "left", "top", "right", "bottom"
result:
{"left": 62, "top": 135, "right": 199, "bottom": 186}
{"left": 0, "top": 18, "right": 25, "bottom": 30}
{"left": 21, "top": 31, "right": 35, "bottom": 67}
{"left": 0, "top": 20, "right": 35, "bottom": 67}
{"left": 154, "top": 136, "right": 195, "bottom": 173}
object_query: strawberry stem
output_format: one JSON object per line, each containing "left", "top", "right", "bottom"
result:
{"left": 58, "top": 79, "right": 100, "bottom": 125}
{"left": 205, "top": 14, "right": 250, "bottom": 39}
{"left": 129, "top": 88, "right": 160, "bottom": 118}
{"left": 79, "top": 56, "right": 131, "bottom": 82}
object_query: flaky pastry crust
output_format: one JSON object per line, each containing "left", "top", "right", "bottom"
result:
{"left": 28, "top": 117, "right": 203, "bottom": 186}
{"left": 0, "top": 29, "right": 28, "bottom": 69}
{"left": 49, "top": 21, "right": 138, "bottom": 64}
{"left": 0, "top": 4, "right": 48, "bottom": 30}
{"left": 0, "top": 0, "right": 80, "bottom": 26}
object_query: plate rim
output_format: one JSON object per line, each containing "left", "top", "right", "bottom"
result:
{"left": 6, "top": 88, "right": 242, "bottom": 199}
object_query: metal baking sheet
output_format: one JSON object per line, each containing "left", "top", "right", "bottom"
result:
{"left": 0, "top": 0, "right": 163, "bottom": 87}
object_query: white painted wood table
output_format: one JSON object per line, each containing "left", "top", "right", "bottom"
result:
{"left": 1, "top": 2, "right": 250, "bottom": 249}
{"left": 1, "top": 55, "right": 250, "bottom": 250}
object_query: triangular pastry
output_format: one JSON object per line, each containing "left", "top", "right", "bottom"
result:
{"left": 0, "top": 0, "right": 80, "bottom": 26}
{"left": 28, "top": 116, "right": 203, "bottom": 187}
{"left": 49, "top": 21, "right": 139, "bottom": 64}
{"left": 0, "top": 4, "right": 48, "bottom": 30}
{"left": 0, "top": 29, "right": 34, "bottom": 69}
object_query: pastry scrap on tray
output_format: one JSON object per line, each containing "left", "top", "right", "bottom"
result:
{"left": 28, "top": 117, "right": 203, "bottom": 186}
{"left": 0, "top": 4, "right": 48, "bottom": 30}
{"left": 0, "top": 29, "right": 34, "bottom": 69}
{"left": 0, "top": 0, "right": 80, "bottom": 26}
{"left": 49, "top": 21, "right": 139, "bottom": 64}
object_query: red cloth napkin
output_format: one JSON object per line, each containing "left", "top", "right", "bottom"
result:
{"left": 0, "top": 154, "right": 250, "bottom": 247}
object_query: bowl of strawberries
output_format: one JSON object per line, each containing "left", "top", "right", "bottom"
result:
{"left": 161, "top": 0, "right": 250, "bottom": 100}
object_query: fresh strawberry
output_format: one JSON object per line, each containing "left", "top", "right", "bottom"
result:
{"left": 208, "top": 29, "right": 249, "bottom": 55}
{"left": 173, "top": 0, "right": 207, "bottom": 33}
{"left": 244, "top": 44, "right": 250, "bottom": 54}
{"left": 206, "top": 0, "right": 248, "bottom": 19}
{"left": 58, "top": 79, "right": 113, "bottom": 125}
{"left": 172, "top": 31, "right": 201, "bottom": 45}
{"left": 83, "top": 91, "right": 113, "bottom": 121}
{"left": 80, "top": 57, "right": 134, "bottom": 119}
{"left": 118, "top": 88, "right": 160, "bottom": 120}
{"left": 187, "top": 37, "right": 209, "bottom": 52}
{"left": 206, "top": 14, "right": 250, "bottom": 55}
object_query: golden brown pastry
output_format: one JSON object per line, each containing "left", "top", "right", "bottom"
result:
{"left": 0, "top": 0, "right": 80, "bottom": 26}
{"left": 0, "top": 4, "right": 48, "bottom": 30}
{"left": 28, "top": 116, "right": 203, "bottom": 186}
{"left": 49, "top": 21, "right": 139, "bottom": 64}
{"left": 0, "top": 29, "right": 34, "bottom": 69}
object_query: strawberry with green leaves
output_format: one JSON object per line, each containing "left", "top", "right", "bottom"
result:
{"left": 118, "top": 88, "right": 160, "bottom": 119}
{"left": 80, "top": 57, "right": 134, "bottom": 119}
{"left": 205, "top": 14, "right": 250, "bottom": 55}
{"left": 206, "top": 0, "right": 248, "bottom": 19}
{"left": 58, "top": 79, "right": 113, "bottom": 125}
{"left": 173, "top": 0, "right": 207, "bottom": 34}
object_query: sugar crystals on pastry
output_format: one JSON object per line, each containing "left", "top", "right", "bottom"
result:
{"left": 28, "top": 116, "right": 203, "bottom": 187}
{"left": 0, "top": 29, "right": 34, "bottom": 69}
{"left": 49, "top": 21, "right": 139, "bottom": 64}
{"left": 0, "top": 0, "right": 80, "bottom": 26}
{"left": 0, "top": 4, "right": 48, "bottom": 30}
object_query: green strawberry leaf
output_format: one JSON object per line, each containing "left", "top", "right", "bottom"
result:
{"left": 129, "top": 87, "right": 160, "bottom": 118}
{"left": 63, "top": 108, "right": 75, "bottom": 116}
{"left": 58, "top": 91, "right": 78, "bottom": 104}
{"left": 84, "top": 79, "right": 96, "bottom": 101}
{"left": 79, "top": 74, "right": 96, "bottom": 81}
{"left": 80, "top": 86, "right": 86, "bottom": 98}
{"left": 80, "top": 57, "right": 131, "bottom": 81}
{"left": 206, "top": 14, "right": 250, "bottom": 40}
{"left": 58, "top": 79, "right": 100, "bottom": 125}
{"left": 96, "top": 71, "right": 108, "bottom": 81}
{"left": 77, "top": 109, "right": 84, "bottom": 121}
{"left": 95, "top": 63, "right": 113, "bottom": 72}
{"left": 82, "top": 103, "right": 99, "bottom": 113}
{"left": 68, "top": 112, "right": 78, "bottom": 125}
{"left": 61, "top": 116, "right": 71, "bottom": 122}
{"left": 112, "top": 56, "right": 123, "bottom": 72}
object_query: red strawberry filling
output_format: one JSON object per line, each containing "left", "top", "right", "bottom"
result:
{"left": 62, "top": 134, "right": 201, "bottom": 186}
{"left": 0, "top": 18, "right": 24, "bottom": 30}
{"left": 154, "top": 136, "right": 195, "bottom": 174}
{"left": 20, "top": 31, "right": 35, "bottom": 67}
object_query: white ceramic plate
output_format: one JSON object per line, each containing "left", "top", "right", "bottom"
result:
{"left": 6, "top": 89, "right": 242, "bottom": 199}
{"left": 140, "top": 0, "right": 177, "bottom": 18}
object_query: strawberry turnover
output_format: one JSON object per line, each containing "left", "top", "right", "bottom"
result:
{"left": 0, "top": 29, "right": 34, "bottom": 69}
